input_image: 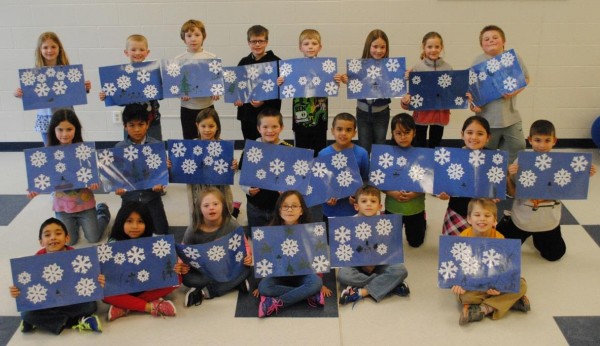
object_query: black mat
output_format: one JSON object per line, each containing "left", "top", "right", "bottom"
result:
{"left": 582, "top": 225, "right": 600, "bottom": 247}
{"left": 0, "top": 316, "right": 20, "bottom": 345}
{"left": 234, "top": 272, "right": 339, "bottom": 318}
{"left": 560, "top": 204, "right": 578, "bottom": 225}
{"left": 169, "top": 226, "right": 187, "bottom": 244}
{"left": 0, "top": 195, "right": 30, "bottom": 226}
{"left": 554, "top": 316, "right": 600, "bottom": 345}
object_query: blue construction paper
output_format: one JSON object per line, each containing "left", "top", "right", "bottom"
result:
{"left": 251, "top": 222, "right": 330, "bottom": 278}
{"left": 328, "top": 214, "right": 404, "bottom": 268}
{"left": 168, "top": 139, "right": 234, "bottom": 185}
{"left": 468, "top": 49, "right": 527, "bottom": 107}
{"left": 304, "top": 148, "right": 363, "bottom": 207}
{"left": 239, "top": 140, "right": 313, "bottom": 193}
{"left": 438, "top": 236, "right": 521, "bottom": 293}
{"left": 278, "top": 57, "right": 338, "bottom": 98}
{"left": 97, "top": 142, "right": 168, "bottom": 192}
{"left": 176, "top": 227, "right": 247, "bottom": 283}
{"left": 368, "top": 144, "right": 434, "bottom": 193}
{"left": 99, "top": 235, "right": 178, "bottom": 296}
{"left": 99, "top": 61, "right": 163, "bottom": 106}
{"left": 11, "top": 247, "right": 102, "bottom": 312}
{"left": 223, "top": 61, "right": 278, "bottom": 103}
{"left": 19, "top": 65, "right": 87, "bottom": 111}
{"left": 25, "top": 142, "right": 99, "bottom": 194}
{"left": 161, "top": 59, "right": 224, "bottom": 98}
{"left": 346, "top": 57, "right": 406, "bottom": 99}
{"left": 515, "top": 152, "right": 592, "bottom": 200}
{"left": 433, "top": 147, "right": 508, "bottom": 198}
{"left": 407, "top": 70, "right": 469, "bottom": 110}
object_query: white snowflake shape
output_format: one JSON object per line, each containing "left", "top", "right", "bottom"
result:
{"left": 137, "top": 270, "right": 150, "bottom": 283}
{"left": 246, "top": 147, "right": 263, "bottom": 165}
{"left": 469, "top": 150, "right": 486, "bottom": 167}
{"left": 334, "top": 226, "right": 351, "bottom": 244}
{"left": 366, "top": 65, "right": 381, "bottom": 79}
{"left": 211, "top": 84, "right": 224, "bottom": 96}
{"left": 52, "top": 81, "right": 68, "bottom": 95}
{"left": 503, "top": 76, "right": 518, "bottom": 92}
{"left": 269, "top": 158, "right": 285, "bottom": 175}
{"left": 376, "top": 244, "right": 388, "bottom": 256}
{"left": 320, "top": 81, "right": 336, "bottom": 96}
{"left": 438, "top": 73, "right": 452, "bottom": 88}
{"left": 140, "top": 146, "right": 152, "bottom": 157}
{"left": 378, "top": 152, "right": 394, "bottom": 169}
{"left": 207, "top": 142, "right": 222, "bottom": 157}
{"left": 370, "top": 169, "right": 386, "bottom": 186}
{"left": 30, "top": 151, "right": 47, "bottom": 168}
{"left": 492, "top": 153, "right": 504, "bottom": 165}
{"left": 311, "top": 255, "right": 330, "bottom": 272}
{"left": 42, "top": 263, "right": 63, "bottom": 284}
{"left": 298, "top": 76, "right": 308, "bottom": 86}
{"left": 311, "top": 162, "right": 329, "bottom": 178}
{"left": 355, "top": 222, "right": 372, "bottom": 241}
{"left": 447, "top": 163, "right": 465, "bottom": 180}
{"left": 143, "top": 84, "right": 158, "bottom": 99}
{"left": 34, "top": 174, "right": 50, "bottom": 190}
{"left": 500, "top": 51, "right": 515, "bottom": 67}
{"left": 311, "top": 76, "right": 321, "bottom": 86}
{"left": 468, "top": 70, "right": 478, "bottom": 85}
{"left": 256, "top": 169, "right": 266, "bottom": 180}
{"left": 152, "top": 239, "right": 171, "bottom": 258}
{"left": 460, "top": 256, "right": 480, "bottom": 275}
{"left": 335, "top": 244, "right": 354, "bottom": 262}
{"left": 235, "top": 251, "right": 244, "bottom": 263}
{"left": 264, "top": 65, "right": 274, "bottom": 74}
{"left": 312, "top": 224, "right": 325, "bottom": 237}
{"left": 21, "top": 71, "right": 36, "bottom": 86}
{"left": 253, "top": 229, "right": 264, "bottom": 241}
{"left": 439, "top": 261, "right": 458, "bottom": 280}
{"left": 18, "top": 272, "right": 32, "bottom": 285}
{"left": 127, "top": 246, "right": 146, "bottom": 265}
{"left": 282, "top": 84, "right": 296, "bottom": 98}
{"left": 279, "top": 63, "right": 293, "bottom": 77}
{"left": 145, "top": 153, "right": 162, "bottom": 170}
{"left": 181, "top": 159, "right": 197, "bottom": 174}
{"left": 518, "top": 170, "right": 537, "bottom": 187}
{"left": 213, "top": 159, "right": 229, "bottom": 175}
{"left": 228, "top": 233, "right": 242, "bottom": 251}
{"left": 238, "top": 81, "right": 247, "bottom": 90}
{"left": 262, "top": 80, "right": 275, "bottom": 93}
{"left": 397, "top": 156, "right": 408, "bottom": 167}
{"left": 336, "top": 170, "right": 354, "bottom": 187}
{"left": 46, "top": 67, "right": 56, "bottom": 77}
{"left": 55, "top": 71, "right": 65, "bottom": 81}
{"left": 102, "top": 82, "right": 116, "bottom": 96}
{"left": 478, "top": 71, "right": 488, "bottom": 81}
{"left": 170, "top": 142, "right": 186, "bottom": 158}
{"left": 385, "top": 58, "right": 400, "bottom": 72}
{"left": 455, "top": 97, "right": 464, "bottom": 106}
{"left": 410, "top": 93, "right": 425, "bottom": 109}
{"left": 554, "top": 169, "right": 571, "bottom": 187}
{"left": 124, "top": 64, "right": 134, "bottom": 74}
{"left": 331, "top": 152, "right": 348, "bottom": 170}
{"left": 208, "top": 60, "right": 222, "bottom": 74}
{"left": 37, "top": 73, "right": 47, "bottom": 83}
{"left": 348, "top": 59, "right": 362, "bottom": 73}
{"left": 322, "top": 59, "right": 336, "bottom": 74}
{"left": 34, "top": 83, "right": 49, "bottom": 97}
{"left": 223, "top": 70, "right": 236, "bottom": 83}
{"left": 113, "top": 252, "right": 126, "bottom": 265}
{"left": 75, "top": 144, "right": 92, "bottom": 161}
{"left": 285, "top": 175, "right": 296, "bottom": 186}
{"left": 570, "top": 155, "right": 589, "bottom": 172}
{"left": 26, "top": 284, "right": 47, "bottom": 304}
{"left": 55, "top": 160, "right": 67, "bottom": 173}
{"left": 207, "top": 245, "right": 226, "bottom": 261}
{"left": 348, "top": 79, "right": 363, "bottom": 93}
{"left": 137, "top": 69, "right": 150, "bottom": 84}
{"left": 97, "top": 244, "right": 113, "bottom": 263}
{"left": 76, "top": 167, "right": 93, "bottom": 184}
{"left": 122, "top": 145, "right": 139, "bottom": 162}
{"left": 293, "top": 160, "right": 310, "bottom": 176}
{"left": 281, "top": 238, "right": 299, "bottom": 257}
{"left": 247, "top": 66, "right": 260, "bottom": 80}
{"left": 434, "top": 148, "right": 451, "bottom": 165}
{"left": 166, "top": 62, "right": 181, "bottom": 77}
{"left": 170, "top": 85, "right": 179, "bottom": 95}
{"left": 66, "top": 68, "right": 82, "bottom": 83}
{"left": 390, "top": 78, "right": 404, "bottom": 93}
{"left": 51, "top": 151, "right": 64, "bottom": 162}
{"left": 487, "top": 166, "right": 505, "bottom": 184}
{"left": 482, "top": 249, "right": 503, "bottom": 269}
{"left": 183, "top": 247, "right": 200, "bottom": 260}
{"left": 376, "top": 219, "right": 393, "bottom": 236}
{"left": 189, "top": 261, "right": 200, "bottom": 269}
{"left": 117, "top": 75, "right": 131, "bottom": 90}
{"left": 71, "top": 255, "right": 92, "bottom": 274}
{"left": 256, "top": 259, "right": 273, "bottom": 277}
{"left": 450, "top": 242, "right": 472, "bottom": 262}
{"left": 306, "top": 185, "right": 313, "bottom": 195}
{"left": 534, "top": 154, "right": 552, "bottom": 171}
{"left": 411, "top": 75, "right": 421, "bottom": 85}
{"left": 486, "top": 58, "right": 501, "bottom": 73}
{"left": 75, "top": 278, "right": 96, "bottom": 297}
{"left": 191, "top": 145, "right": 202, "bottom": 156}
{"left": 408, "top": 164, "right": 426, "bottom": 182}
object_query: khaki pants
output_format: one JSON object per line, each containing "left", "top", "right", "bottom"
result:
{"left": 458, "top": 278, "right": 527, "bottom": 320}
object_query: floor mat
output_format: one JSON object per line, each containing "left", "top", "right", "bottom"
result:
{"left": 0, "top": 195, "right": 30, "bottom": 226}
{"left": 554, "top": 316, "right": 600, "bottom": 345}
{"left": 0, "top": 316, "right": 20, "bottom": 345}
{"left": 582, "top": 225, "right": 600, "bottom": 247}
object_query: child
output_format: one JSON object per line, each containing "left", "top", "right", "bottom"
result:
{"left": 176, "top": 19, "right": 219, "bottom": 139}
{"left": 9, "top": 218, "right": 102, "bottom": 334}
{"left": 14, "top": 32, "right": 91, "bottom": 145}
{"left": 470, "top": 25, "right": 530, "bottom": 163}
{"left": 384, "top": 113, "right": 427, "bottom": 247}
{"left": 338, "top": 185, "right": 410, "bottom": 305}
{"left": 258, "top": 191, "right": 330, "bottom": 317}
{"left": 27, "top": 110, "right": 110, "bottom": 245}
{"left": 181, "top": 187, "right": 252, "bottom": 307}
{"left": 439, "top": 115, "right": 491, "bottom": 236}
{"left": 115, "top": 103, "right": 169, "bottom": 234}
{"left": 452, "top": 198, "right": 529, "bottom": 325}
{"left": 498, "top": 120, "right": 596, "bottom": 261}
{"left": 103, "top": 202, "right": 182, "bottom": 320}
{"left": 235, "top": 25, "right": 282, "bottom": 140}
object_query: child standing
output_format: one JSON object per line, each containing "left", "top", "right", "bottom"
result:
{"left": 384, "top": 113, "right": 427, "bottom": 247}
{"left": 338, "top": 185, "right": 410, "bottom": 305}
{"left": 498, "top": 120, "right": 596, "bottom": 261}
{"left": 452, "top": 198, "right": 529, "bottom": 325}
{"left": 9, "top": 218, "right": 102, "bottom": 334}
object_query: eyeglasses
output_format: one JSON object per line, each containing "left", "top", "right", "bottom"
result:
{"left": 394, "top": 131, "right": 413, "bottom": 137}
{"left": 248, "top": 40, "right": 267, "bottom": 45}
{"left": 280, "top": 205, "right": 301, "bottom": 211}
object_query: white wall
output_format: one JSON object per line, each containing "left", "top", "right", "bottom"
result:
{"left": 1, "top": 0, "right": 599, "bottom": 143}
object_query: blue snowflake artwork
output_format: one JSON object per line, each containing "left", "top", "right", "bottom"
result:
{"left": 346, "top": 57, "right": 406, "bottom": 99}
{"left": 407, "top": 70, "right": 469, "bottom": 110}
{"left": 97, "top": 142, "right": 168, "bottom": 192}
{"left": 175, "top": 227, "right": 247, "bottom": 282}
{"left": 304, "top": 148, "right": 363, "bottom": 207}
{"left": 432, "top": 147, "right": 508, "bottom": 198}
{"left": 328, "top": 214, "right": 403, "bottom": 268}
{"left": 468, "top": 49, "right": 527, "bottom": 107}
{"left": 438, "top": 236, "right": 521, "bottom": 293}
{"left": 19, "top": 64, "right": 87, "bottom": 111}
{"left": 168, "top": 139, "right": 234, "bottom": 185}
{"left": 239, "top": 140, "right": 313, "bottom": 194}
{"left": 99, "top": 235, "right": 178, "bottom": 296}
{"left": 11, "top": 247, "right": 102, "bottom": 312}
{"left": 99, "top": 61, "right": 163, "bottom": 106}
{"left": 515, "top": 152, "right": 592, "bottom": 200}
{"left": 161, "top": 58, "right": 224, "bottom": 99}
{"left": 25, "top": 142, "right": 99, "bottom": 194}
{"left": 368, "top": 144, "right": 435, "bottom": 194}
{"left": 278, "top": 57, "right": 339, "bottom": 99}
{"left": 251, "top": 222, "right": 330, "bottom": 278}
{"left": 222, "top": 61, "right": 278, "bottom": 103}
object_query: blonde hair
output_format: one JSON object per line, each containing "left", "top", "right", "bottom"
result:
{"left": 125, "top": 34, "right": 148, "bottom": 49}
{"left": 467, "top": 198, "right": 498, "bottom": 221}
{"left": 299, "top": 29, "right": 321, "bottom": 45}
{"left": 35, "top": 32, "right": 69, "bottom": 67}
{"left": 180, "top": 19, "right": 206, "bottom": 41}
{"left": 192, "top": 187, "right": 231, "bottom": 231}
{"left": 420, "top": 32, "right": 444, "bottom": 60}
{"left": 361, "top": 29, "right": 389, "bottom": 59}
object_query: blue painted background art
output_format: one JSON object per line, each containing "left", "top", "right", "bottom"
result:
{"left": 19, "top": 64, "right": 87, "bottom": 110}
{"left": 99, "top": 61, "right": 163, "bottom": 106}
{"left": 223, "top": 61, "right": 278, "bottom": 103}
{"left": 368, "top": 144, "right": 434, "bottom": 193}
{"left": 168, "top": 139, "right": 234, "bottom": 185}
{"left": 346, "top": 57, "right": 406, "bottom": 99}
{"left": 279, "top": 57, "right": 338, "bottom": 98}
{"left": 408, "top": 70, "right": 469, "bottom": 110}
{"left": 161, "top": 59, "right": 224, "bottom": 98}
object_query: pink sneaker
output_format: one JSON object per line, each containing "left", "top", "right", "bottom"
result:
{"left": 107, "top": 305, "right": 128, "bottom": 321}
{"left": 307, "top": 291, "right": 325, "bottom": 307}
{"left": 258, "top": 296, "right": 283, "bottom": 318}
{"left": 150, "top": 299, "right": 176, "bottom": 317}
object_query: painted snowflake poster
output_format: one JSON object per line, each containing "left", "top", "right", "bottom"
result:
{"left": 19, "top": 64, "right": 87, "bottom": 111}
{"left": 99, "top": 61, "right": 163, "bottom": 106}
{"left": 176, "top": 227, "right": 247, "bottom": 282}
{"left": 346, "top": 57, "right": 406, "bottom": 99}
{"left": 329, "top": 214, "right": 404, "bottom": 268}
{"left": 438, "top": 236, "right": 521, "bottom": 293}
{"left": 168, "top": 139, "right": 234, "bottom": 185}
{"left": 368, "top": 144, "right": 434, "bottom": 194}
{"left": 99, "top": 235, "right": 178, "bottom": 296}
{"left": 278, "top": 57, "right": 339, "bottom": 99}
{"left": 304, "top": 148, "right": 363, "bottom": 207}
{"left": 433, "top": 148, "right": 508, "bottom": 198}
{"left": 407, "top": 70, "right": 469, "bottom": 110}
{"left": 161, "top": 59, "right": 224, "bottom": 98}
{"left": 11, "top": 247, "right": 102, "bottom": 312}
{"left": 97, "top": 142, "right": 168, "bottom": 192}
{"left": 251, "top": 222, "right": 330, "bottom": 278}
{"left": 239, "top": 140, "right": 313, "bottom": 193}
{"left": 25, "top": 142, "right": 99, "bottom": 194}
{"left": 223, "top": 61, "right": 278, "bottom": 103}
{"left": 468, "top": 49, "right": 527, "bottom": 106}
{"left": 515, "top": 152, "right": 592, "bottom": 200}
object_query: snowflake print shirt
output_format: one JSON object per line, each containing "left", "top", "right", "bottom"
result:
{"left": 409, "top": 57, "right": 452, "bottom": 126}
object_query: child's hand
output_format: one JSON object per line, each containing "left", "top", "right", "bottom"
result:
{"left": 276, "top": 76, "right": 284, "bottom": 86}
{"left": 231, "top": 159, "right": 239, "bottom": 171}
{"left": 250, "top": 100, "right": 264, "bottom": 108}
{"left": 326, "top": 197, "right": 337, "bottom": 206}
{"left": 85, "top": 80, "right": 92, "bottom": 93}
{"left": 181, "top": 95, "right": 191, "bottom": 102}
{"left": 333, "top": 73, "right": 343, "bottom": 84}
{"left": 349, "top": 196, "right": 356, "bottom": 205}
{"left": 243, "top": 254, "right": 253, "bottom": 266}
{"left": 437, "top": 192, "right": 450, "bottom": 200}
{"left": 115, "top": 188, "right": 126, "bottom": 196}
{"left": 9, "top": 286, "right": 20, "bottom": 298}
{"left": 167, "top": 158, "right": 172, "bottom": 169}
{"left": 400, "top": 94, "right": 410, "bottom": 110}
{"left": 451, "top": 285, "right": 465, "bottom": 295}
{"left": 251, "top": 288, "right": 259, "bottom": 298}
{"left": 321, "top": 285, "right": 333, "bottom": 298}
{"left": 248, "top": 187, "right": 260, "bottom": 197}
{"left": 234, "top": 100, "right": 243, "bottom": 107}
{"left": 211, "top": 95, "right": 220, "bottom": 101}
{"left": 338, "top": 73, "right": 348, "bottom": 84}
{"left": 466, "top": 92, "right": 473, "bottom": 103}
{"left": 174, "top": 262, "right": 190, "bottom": 275}
{"left": 152, "top": 184, "right": 165, "bottom": 193}
{"left": 88, "top": 183, "right": 100, "bottom": 191}
{"left": 470, "top": 103, "right": 482, "bottom": 113}
{"left": 27, "top": 191, "right": 39, "bottom": 199}
{"left": 14, "top": 88, "right": 23, "bottom": 98}
{"left": 99, "top": 91, "right": 106, "bottom": 101}
{"left": 404, "top": 68, "right": 412, "bottom": 79}
{"left": 590, "top": 164, "right": 597, "bottom": 177}
{"left": 508, "top": 163, "right": 519, "bottom": 176}
{"left": 486, "top": 288, "right": 501, "bottom": 296}
{"left": 98, "top": 274, "right": 105, "bottom": 288}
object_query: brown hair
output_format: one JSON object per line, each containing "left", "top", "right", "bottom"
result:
{"left": 35, "top": 32, "right": 69, "bottom": 67}
{"left": 180, "top": 19, "right": 206, "bottom": 41}
{"left": 332, "top": 112, "right": 357, "bottom": 129}
{"left": 479, "top": 25, "right": 506, "bottom": 46}
{"left": 354, "top": 185, "right": 381, "bottom": 204}
{"left": 420, "top": 31, "right": 444, "bottom": 60}
{"left": 362, "top": 29, "right": 389, "bottom": 59}
{"left": 247, "top": 25, "right": 269, "bottom": 41}
{"left": 257, "top": 108, "right": 283, "bottom": 127}
{"left": 270, "top": 190, "right": 310, "bottom": 226}
{"left": 529, "top": 119, "right": 556, "bottom": 138}
{"left": 192, "top": 187, "right": 231, "bottom": 231}
{"left": 195, "top": 108, "right": 222, "bottom": 140}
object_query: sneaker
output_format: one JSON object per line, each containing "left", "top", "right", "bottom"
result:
{"left": 232, "top": 201, "right": 241, "bottom": 218}
{"left": 72, "top": 314, "right": 102, "bottom": 332}
{"left": 107, "top": 305, "right": 129, "bottom": 321}
{"left": 185, "top": 287, "right": 203, "bottom": 307}
{"left": 96, "top": 203, "right": 111, "bottom": 221}
{"left": 201, "top": 287, "right": 212, "bottom": 300}
{"left": 459, "top": 304, "right": 485, "bottom": 326}
{"left": 510, "top": 296, "right": 531, "bottom": 312}
{"left": 258, "top": 296, "right": 283, "bottom": 318}
{"left": 19, "top": 320, "right": 35, "bottom": 333}
{"left": 390, "top": 282, "right": 410, "bottom": 297}
{"left": 307, "top": 291, "right": 325, "bottom": 307}
{"left": 339, "top": 286, "right": 362, "bottom": 306}
{"left": 151, "top": 299, "right": 176, "bottom": 317}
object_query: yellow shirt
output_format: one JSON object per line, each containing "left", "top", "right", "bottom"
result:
{"left": 459, "top": 227, "right": 504, "bottom": 239}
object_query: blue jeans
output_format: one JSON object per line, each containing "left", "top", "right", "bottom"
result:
{"left": 183, "top": 266, "right": 251, "bottom": 297}
{"left": 338, "top": 264, "right": 407, "bottom": 302}
{"left": 56, "top": 207, "right": 109, "bottom": 245}
{"left": 258, "top": 274, "right": 322, "bottom": 306}
{"left": 487, "top": 121, "right": 526, "bottom": 164}
{"left": 21, "top": 301, "right": 97, "bottom": 335}
{"left": 356, "top": 107, "right": 390, "bottom": 153}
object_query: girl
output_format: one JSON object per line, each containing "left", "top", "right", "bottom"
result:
{"left": 257, "top": 191, "right": 332, "bottom": 318}
{"left": 439, "top": 115, "right": 492, "bottom": 236}
{"left": 181, "top": 187, "right": 252, "bottom": 307}
{"left": 103, "top": 202, "right": 181, "bottom": 321}
{"left": 14, "top": 32, "right": 91, "bottom": 145}
{"left": 27, "top": 110, "right": 110, "bottom": 245}
{"left": 384, "top": 113, "right": 427, "bottom": 247}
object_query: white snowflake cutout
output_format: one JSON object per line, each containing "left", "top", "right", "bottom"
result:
{"left": 376, "top": 218, "right": 393, "bottom": 236}
{"left": 322, "top": 59, "right": 336, "bottom": 74}
{"left": 518, "top": 170, "right": 537, "bottom": 188}
{"left": 152, "top": 239, "right": 171, "bottom": 258}
{"left": 331, "top": 152, "right": 348, "bottom": 170}
{"left": 434, "top": 148, "right": 450, "bottom": 165}
{"left": 370, "top": 169, "right": 386, "bottom": 185}
{"left": 75, "top": 278, "right": 96, "bottom": 297}
{"left": 355, "top": 222, "right": 372, "bottom": 241}
{"left": 447, "top": 163, "right": 464, "bottom": 180}
{"left": 207, "top": 245, "right": 226, "bottom": 261}
{"left": 437, "top": 73, "right": 452, "bottom": 88}
{"left": 336, "top": 170, "right": 354, "bottom": 187}
{"left": 256, "top": 259, "right": 273, "bottom": 277}
{"left": 410, "top": 94, "right": 423, "bottom": 108}
{"left": 30, "top": 151, "right": 47, "bottom": 168}
{"left": 281, "top": 238, "right": 299, "bottom": 257}
{"left": 42, "top": 263, "right": 64, "bottom": 284}
{"left": 311, "top": 255, "right": 330, "bottom": 272}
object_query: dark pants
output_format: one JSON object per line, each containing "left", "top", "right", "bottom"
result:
{"left": 496, "top": 215, "right": 566, "bottom": 261}
{"left": 295, "top": 129, "right": 327, "bottom": 157}
{"left": 180, "top": 106, "right": 215, "bottom": 140}
{"left": 121, "top": 192, "right": 169, "bottom": 235}
{"left": 21, "top": 301, "right": 97, "bottom": 335}
{"left": 240, "top": 119, "right": 260, "bottom": 141}
{"left": 183, "top": 266, "right": 251, "bottom": 297}
{"left": 385, "top": 210, "right": 427, "bottom": 248}
{"left": 414, "top": 124, "right": 444, "bottom": 148}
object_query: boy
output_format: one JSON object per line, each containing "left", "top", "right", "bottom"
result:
{"left": 9, "top": 218, "right": 102, "bottom": 334}
{"left": 235, "top": 25, "right": 282, "bottom": 140}
{"left": 498, "top": 120, "right": 596, "bottom": 261}
{"left": 452, "top": 198, "right": 529, "bottom": 325}
{"left": 115, "top": 103, "right": 169, "bottom": 234}
{"left": 338, "top": 185, "right": 409, "bottom": 305}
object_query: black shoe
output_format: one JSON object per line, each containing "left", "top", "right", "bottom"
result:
{"left": 391, "top": 282, "right": 410, "bottom": 297}
{"left": 184, "top": 287, "right": 203, "bottom": 307}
